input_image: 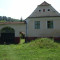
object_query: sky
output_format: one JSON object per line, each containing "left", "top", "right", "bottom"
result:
{"left": 0, "top": 0, "right": 60, "bottom": 19}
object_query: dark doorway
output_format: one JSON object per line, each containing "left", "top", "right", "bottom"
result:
{"left": 0, "top": 27, "right": 15, "bottom": 44}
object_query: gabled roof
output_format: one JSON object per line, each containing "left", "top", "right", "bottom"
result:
{"left": 28, "top": 1, "right": 60, "bottom": 18}
{"left": 39, "top": 1, "right": 50, "bottom": 6}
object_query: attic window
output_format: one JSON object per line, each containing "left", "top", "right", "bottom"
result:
{"left": 48, "top": 9, "right": 50, "bottom": 11}
{"left": 39, "top": 10, "right": 41, "bottom": 12}
{"left": 43, "top": 9, "right": 45, "bottom": 12}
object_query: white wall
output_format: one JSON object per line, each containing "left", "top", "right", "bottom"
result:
{"left": 0, "top": 23, "right": 26, "bottom": 37}
{"left": 26, "top": 17, "right": 60, "bottom": 37}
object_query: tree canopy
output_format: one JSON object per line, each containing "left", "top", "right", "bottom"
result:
{"left": 0, "top": 16, "right": 24, "bottom": 22}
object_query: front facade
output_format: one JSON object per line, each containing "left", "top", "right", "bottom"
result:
{"left": 25, "top": 1, "right": 60, "bottom": 42}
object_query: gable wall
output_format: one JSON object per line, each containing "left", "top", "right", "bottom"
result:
{"left": 29, "top": 5, "right": 60, "bottom": 17}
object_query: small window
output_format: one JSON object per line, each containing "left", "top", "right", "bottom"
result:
{"left": 48, "top": 9, "right": 50, "bottom": 11}
{"left": 47, "top": 21, "right": 53, "bottom": 29}
{"left": 39, "top": 10, "right": 41, "bottom": 12}
{"left": 43, "top": 9, "right": 45, "bottom": 12}
{"left": 35, "top": 21, "right": 40, "bottom": 29}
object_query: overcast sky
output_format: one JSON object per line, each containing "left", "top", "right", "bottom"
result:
{"left": 0, "top": 0, "right": 60, "bottom": 19}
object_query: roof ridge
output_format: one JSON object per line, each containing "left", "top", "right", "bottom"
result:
{"left": 39, "top": 1, "right": 50, "bottom": 6}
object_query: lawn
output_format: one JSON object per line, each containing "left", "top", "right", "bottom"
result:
{"left": 0, "top": 38, "right": 60, "bottom": 60}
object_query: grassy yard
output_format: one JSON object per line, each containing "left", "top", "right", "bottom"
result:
{"left": 0, "top": 38, "right": 60, "bottom": 60}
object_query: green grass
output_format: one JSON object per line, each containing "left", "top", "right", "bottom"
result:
{"left": 0, "top": 20, "right": 6, "bottom": 22}
{"left": 0, "top": 38, "right": 60, "bottom": 60}
{"left": 20, "top": 38, "right": 25, "bottom": 44}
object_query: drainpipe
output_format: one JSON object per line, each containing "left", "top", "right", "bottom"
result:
{"left": 25, "top": 20, "right": 28, "bottom": 43}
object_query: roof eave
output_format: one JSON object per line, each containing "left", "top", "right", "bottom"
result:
{"left": 28, "top": 16, "right": 60, "bottom": 18}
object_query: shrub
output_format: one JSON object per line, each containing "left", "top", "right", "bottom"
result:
{"left": 29, "top": 38, "right": 58, "bottom": 49}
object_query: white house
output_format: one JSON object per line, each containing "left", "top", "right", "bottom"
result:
{"left": 0, "top": 1, "right": 60, "bottom": 44}
{"left": 25, "top": 1, "right": 60, "bottom": 42}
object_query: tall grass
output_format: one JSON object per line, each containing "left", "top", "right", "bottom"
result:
{"left": 0, "top": 38, "right": 60, "bottom": 60}
{"left": 29, "top": 38, "right": 59, "bottom": 49}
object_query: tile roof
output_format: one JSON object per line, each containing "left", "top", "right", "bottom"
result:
{"left": 0, "top": 22, "right": 26, "bottom": 24}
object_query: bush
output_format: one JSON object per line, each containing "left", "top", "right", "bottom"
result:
{"left": 29, "top": 38, "right": 58, "bottom": 49}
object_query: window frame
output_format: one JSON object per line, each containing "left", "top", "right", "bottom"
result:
{"left": 35, "top": 21, "right": 40, "bottom": 29}
{"left": 47, "top": 21, "right": 54, "bottom": 29}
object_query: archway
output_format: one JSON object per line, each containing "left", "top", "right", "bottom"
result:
{"left": 0, "top": 27, "right": 15, "bottom": 44}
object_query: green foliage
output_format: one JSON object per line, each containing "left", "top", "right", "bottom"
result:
{"left": 0, "top": 16, "right": 20, "bottom": 22}
{"left": 0, "top": 20, "right": 6, "bottom": 22}
{"left": 20, "top": 33, "right": 25, "bottom": 39}
{"left": 29, "top": 38, "right": 58, "bottom": 49}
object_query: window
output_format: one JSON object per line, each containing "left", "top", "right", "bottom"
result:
{"left": 39, "top": 10, "right": 41, "bottom": 12}
{"left": 35, "top": 21, "right": 40, "bottom": 29}
{"left": 47, "top": 21, "right": 53, "bottom": 29}
{"left": 43, "top": 9, "right": 45, "bottom": 12}
{"left": 48, "top": 9, "right": 50, "bottom": 11}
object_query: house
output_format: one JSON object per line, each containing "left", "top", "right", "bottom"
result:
{"left": 0, "top": 1, "right": 60, "bottom": 44}
{"left": 25, "top": 1, "right": 60, "bottom": 42}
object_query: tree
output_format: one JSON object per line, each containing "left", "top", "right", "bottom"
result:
{"left": 20, "top": 17, "right": 23, "bottom": 22}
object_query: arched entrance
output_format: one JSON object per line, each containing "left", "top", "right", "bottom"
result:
{"left": 0, "top": 27, "right": 15, "bottom": 44}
